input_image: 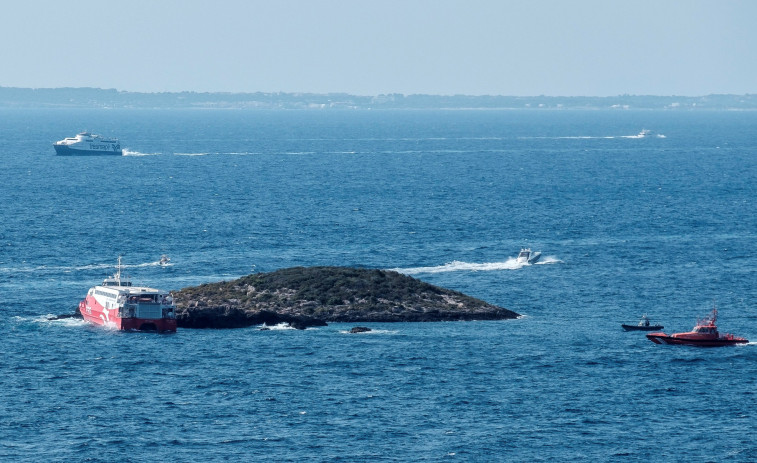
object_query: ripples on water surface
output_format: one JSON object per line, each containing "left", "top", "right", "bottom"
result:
{"left": 1, "top": 109, "right": 755, "bottom": 461}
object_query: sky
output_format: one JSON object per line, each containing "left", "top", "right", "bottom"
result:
{"left": 2, "top": 0, "right": 756, "bottom": 96}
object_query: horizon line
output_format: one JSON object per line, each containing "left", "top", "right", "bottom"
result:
{"left": 2, "top": 85, "right": 754, "bottom": 99}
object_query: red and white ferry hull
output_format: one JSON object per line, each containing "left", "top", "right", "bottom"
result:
{"left": 80, "top": 297, "right": 176, "bottom": 333}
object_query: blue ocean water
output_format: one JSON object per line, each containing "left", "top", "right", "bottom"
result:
{"left": 1, "top": 108, "right": 756, "bottom": 462}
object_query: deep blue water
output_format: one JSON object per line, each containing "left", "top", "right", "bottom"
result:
{"left": 1, "top": 108, "right": 756, "bottom": 462}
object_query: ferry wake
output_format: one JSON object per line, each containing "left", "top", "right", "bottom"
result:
{"left": 79, "top": 257, "right": 176, "bottom": 332}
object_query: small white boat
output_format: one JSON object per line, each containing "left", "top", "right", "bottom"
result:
{"left": 634, "top": 129, "right": 665, "bottom": 139}
{"left": 516, "top": 248, "right": 541, "bottom": 264}
{"left": 159, "top": 255, "right": 171, "bottom": 266}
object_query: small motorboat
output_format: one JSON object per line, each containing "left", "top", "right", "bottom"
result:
{"left": 622, "top": 314, "right": 663, "bottom": 331}
{"left": 159, "top": 254, "right": 171, "bottom": 266}
{"left": 516, "top": 248, "right": 541, "bottom": 264}
{"left": 646, "top": 307, "right": 748, "bottom": 347}
{"left": 632, "top": 129, "right": 665, "bottom": 139}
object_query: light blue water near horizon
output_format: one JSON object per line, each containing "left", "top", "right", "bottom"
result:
{"left": 1, "top": 108, "right": 756, "bottom": 461}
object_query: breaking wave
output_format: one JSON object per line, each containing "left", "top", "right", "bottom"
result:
{"left": 38, "top": 316, "right": 87, "bottom": 328}
{"left": 10, "top": 315, "right": 86, "bottom": 328}
{"left": 259, "top": 322, "right": 298, "bottom": 331}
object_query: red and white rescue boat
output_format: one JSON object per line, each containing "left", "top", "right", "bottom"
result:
{"left": 79, "top": 257, "right": 177, "bottom": 333}
{"left": 646, "top": 307, "right": 747, "bottom": 347}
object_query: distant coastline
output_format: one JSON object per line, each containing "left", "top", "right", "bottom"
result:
{"left": 1, "top": 86, "right": 755, "bottom": 110}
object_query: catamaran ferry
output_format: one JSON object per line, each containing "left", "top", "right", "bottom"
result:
{"left": 79, "top": 257, "right": 177, "bottom": 332}
{"left": 53, "top": 132, "right": 122, "bottom": 155}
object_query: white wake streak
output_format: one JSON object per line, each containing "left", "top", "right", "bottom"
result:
{"left": 123, "top": 149, "right": 160, "bottom": 156}
{"left": 393, "top": 256, "right": 562, "bottom": 275}
{"left": 0, "top": 260, "right": 170, "bottom": 274}
{"left": 520, "top": 131, "right": 665, "bottom": 140}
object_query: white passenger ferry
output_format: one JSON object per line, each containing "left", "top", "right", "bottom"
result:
{"left": 53, "top": 132, "right": 122, "bottom": 155}
{"left": 79, "top": 257, "right": 177, "bottom": 332}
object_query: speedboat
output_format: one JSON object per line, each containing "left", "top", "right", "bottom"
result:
{"left": 54, "top": 132, "right": 122, "bottom": 155}
{"left": 516, "top": 248, "right": 541, "bottom": 264}
{"left": 646, "top": 307, "right": 747, "bottom": 347}
{"left": 622, "top": 314, "right": 663, "bottom": 331}
{"left": 633, "top": 129, "right": 665, "bottom": 139}
{"left": 159, "top": 254, "right": 171, "bottom": 266}
{"left": 79, "top": 257, "right": 177, "bottom": 332}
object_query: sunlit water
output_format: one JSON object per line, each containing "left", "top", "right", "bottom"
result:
{"left": 1, "top": 109, "right": 755, "bottom": 461}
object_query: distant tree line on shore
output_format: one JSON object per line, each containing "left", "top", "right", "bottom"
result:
{"left": 1, "top": 86, "right": 755, "bottom": 110}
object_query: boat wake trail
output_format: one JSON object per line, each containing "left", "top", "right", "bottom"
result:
{"left": 520, "top": 130, "right": 665, "bottom": 140}
{"left": 123, "top": 149, "right": 160, "bottom": 156}
{"left": 174, "top": 151, "right": 259, "bottom": 156}
{"left": 393, "top": 257, "right": 562, "bottom": 275}
{"left": 0, "top": 260, "right": 171, "bottom": 275}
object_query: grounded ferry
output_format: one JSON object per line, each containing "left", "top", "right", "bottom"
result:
{"left": 79, "top": 257, "right": 177, "bottom": 332}
{"left": 54, "top": 132, "right": 122, "bottom": 155}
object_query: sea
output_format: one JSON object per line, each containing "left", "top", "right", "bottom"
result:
{"left": 1, "top": 108, "right": 755, "bottom": 462}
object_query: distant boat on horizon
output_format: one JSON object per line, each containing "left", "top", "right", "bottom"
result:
{"left": 634, "top": 129, "right": 665, "bottom": 139}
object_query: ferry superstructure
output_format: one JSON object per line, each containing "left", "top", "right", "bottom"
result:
{"left": 54, "top": 132, "right": 122, "bottom": 156}
{"left": 79, "top": 257, "right": 177, "bottom": 332}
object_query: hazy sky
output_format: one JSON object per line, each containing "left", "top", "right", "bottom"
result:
{"left": 3, "top": 0, "right": 755, "bottom": 96}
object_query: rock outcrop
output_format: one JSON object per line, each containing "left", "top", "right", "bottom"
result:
{"left": 173, "top": 266, "right": 519, "bottom": 329}
{"left": 349, "top": 326, "right": 372, "bottom": 333}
